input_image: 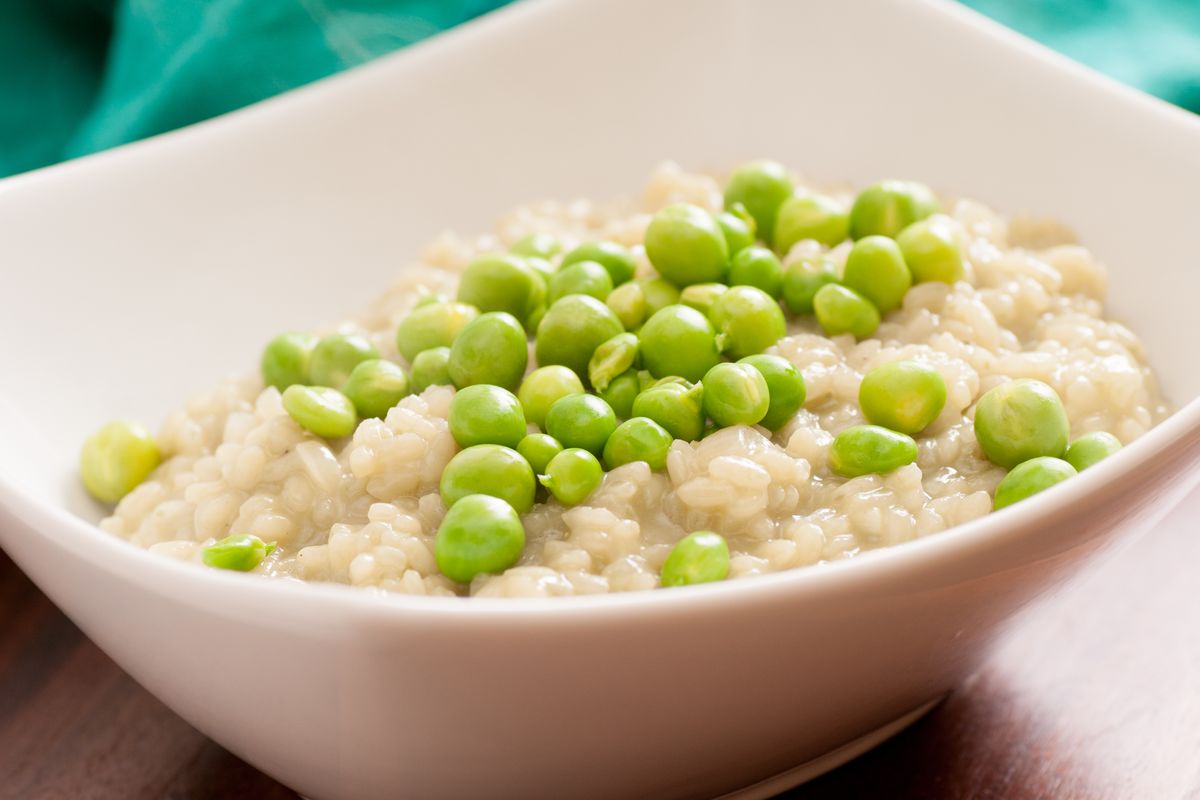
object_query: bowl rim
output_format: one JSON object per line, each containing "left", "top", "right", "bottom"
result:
{"left": 4, "top": 0, "right": 1200, "bottom": 620}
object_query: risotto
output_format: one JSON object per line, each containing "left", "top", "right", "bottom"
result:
{"left": 86, "top": 162, "right": 1167, "bottom": 597}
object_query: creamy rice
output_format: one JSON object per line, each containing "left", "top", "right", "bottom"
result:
{"left": 100, "top": 163, "right": 1168, "bottom": 597}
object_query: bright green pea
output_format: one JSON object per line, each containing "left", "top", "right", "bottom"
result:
{"left": 644, "top": 203, "right": 729, "bottom": 287}
{"left": 602, "top": 417, "right": 673, "bottom": 470}
{"left": 701, "top": 362, "right": 769, "bottom": 427}
{"left": 282, "top": 385, "right": 358, "bottom": 439}
{"left": 544, "top": 394, "right": 617, "bottom": 456}
{"left": 561, "top": 241, "right": 636, "bottom": 286}
{"left": 843, "top": 236, "right": 912, "bottom": 313}
{"left": 440, "top": 444, "right": 536, "bottom": 513}
{"left": 661, "top": 531, "right": 730, "bottom": 587}
{"left": 859, "top": 360, "right": 946, "bottom": 435}
{"left": 524, "top": 257, "right": 556, "bottom": 289}
{"left": 261, "top": 332, "right": 317, "bottom": 391}
{"left": 848, "top": 180, "right": 940, "bottom": 239}
{"left": 727, "top": 246, "right": 784, "bottom": 299}
{"left": 709, "top": 285, "right": 787, "bottom": 360}
{"left": 79, "top": 420, "right": 161, "bottom": 504}
{"left": 829, "top": 424, "right": 918, "bottom": 477}
{"left": 517, "top": 433, "right": 563, "bottom": 475}
{"left": 717, "top": 204, "right": 757, "bottom": 256}
{"left": 435, "top": 494, "right": 526, "bottom": 583}
{"left": 456, "top": 253, "right": 546, "bottom": 329}
{"left": 517, "top": 365, "right": 585, "bottom": 429}
{"left": 394, "top": 301, "right": 478, "bottom": 363}
{"left": 342, "top": 359, "right": 409, "bottom": 419}
{"left": 535, "top": 295, "right": 624, "bottom": 379}
{"left": 632, "top": 380, "right": 705, "bottom": 442}
{"left": 448, "top": 384, "right": 527, "bottom": 449}
{"left": 680, "top": 283, "right": 728, "bottom": 317}
{"left": 601, "top": 370, "right": 641, "bottom": 419}
{"left": 773, "top": 194, "right": 849, "bottom": 254}
{"left": 724, "top": 160, "right": 793, "bottom": 244}
{"left": 973, "top": 379, "right": 1069, "bottom": 468}
{"left": 639, "top": 277, "right": 682, "bottom": 317}
{"left": 739, "top": 354, "right": 806, "bottom": 432}
{"left": 410, "top": 347, "right": 452, "bottom": 393}
{"left": 606, "top": 282, "right": 647, "bottom": 331}
{"left": 1064, "top": 432, "right": 1122, "bottom": 472}
{"left": 539, "top": 448, "right": 604, "bottom": 506}
{"left": 993, "top": 457, "right": 1077, "bottom": 510}
{"left": 896, "top": 214, "right": 965, "bottom": 284}
{"left": 448, "top": 311, "right": 529, "bottom": 391}
{"left": 813, "top": 284, "right": 880, "bottom": 339}
{"left": 639, "top": 305, "right": 721, "bottom": 383}
{"left": 202, "top": 534, "right": 276, "bottom": 572}
{"left": 588, "top": 333, "right": 639, "bottom": 392}
{"left": 309, "top": 334, "right": 379, "bottom": 389}
{"left": 547, "top": 260, "right": 614, "bottom": 304}
{"left": 782, "top": 256, "right": 839, "bottom": 316}
{"left": 510, "top": 232, "right": 562, "bottom": 260}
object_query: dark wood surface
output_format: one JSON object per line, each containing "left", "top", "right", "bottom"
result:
{"left": 3, "top": 493, "right": 1198, "bottom": 800}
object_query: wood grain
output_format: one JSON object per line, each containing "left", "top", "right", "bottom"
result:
{"left": 2, "top": 493, "right": 1198, "bottom": 800}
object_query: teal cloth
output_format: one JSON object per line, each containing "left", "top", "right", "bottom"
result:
{"left": 1, "top": 1, "right": 1197, "bottom": 178}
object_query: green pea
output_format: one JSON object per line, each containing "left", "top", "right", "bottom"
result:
{"left": 395, "top": 301, "right": 479, "bottom": 363}
{"left": 456, "top": 253, "right": 546, "bottom": 329}
{"left": 448, "top": 311, "right": 529, "bottom": 391}
{"left": 709, "top": 285, "right": 787, "bottom": 360}
{"left": 435, "top": 494, "right": 526, "bottom": 583}
{"left": 415, "top": 291, "right": 448, "bottom": 308}
{"left": 600, "top": 370, "right": 641, "bottom": 419}
{"left": 644, "top": 203, "right": 729, "bottom": 286}
{"left": 829, "top": 424, "right": 919, "bottom": 477}
{"left": 547, "top": 260, "right": 614, "bottom": 304}
{"left": 842, "top": 236, "right": 912, "bottom": 313}
{"left": 440, "top": 444, "right": 536, "bottom": 513}
{"left": 782, "top": 256, "right": 839, "bottom": 315}
{"left": 639, "top": 277, "right": 682, "bottom": 316}
{"left": 724, "top": 160, "right": 793, "bottom": 244}
{"left": 973, "top": 379, "right": 1069, "bottom": 468}
{"left": 895, "top": 214, "right": 965, "bottom": 284}
{"left": 639, "top": 305, "right": 721, "bottom": 383}
{"left": 661, "top": 531, "right": 730, "bottom": 587}
{"left": 517, "top": 433, "right": 563, "bottom": 475}
{"left": 632, "top": 380, "right": 705, "bottom": 442}
{"left": 261, "top": 332, "right": 317, "bottom": 391}
{"left": 539, "top": 448, "right": 604, "bottom": 506}
{"left": 410, "top": 347, "right": 452, "bottom": 393}
{"left": 701, "top": 362, "right": 770, "bottom": 427}
{"left": 813, "top": 284, "right": 880, "bottom": 339}
{"left": 717, "top": 204, "right": 757, "bottom": 256}
{"left": 606, "top": 282, "right": 648, "bottom": 330}
{"left": 202, "top": 534, "right": 276, "bottom": 572}
{"left": 848, "top": 180, "right": 940, "bottom": 239}
{"left": 993, "top": 457, "right": 1077, "bottom": 510}
{"left": 523, "top": 256, "right": 556, "bottom": 289}
{"left": 739, "top": 354, "right": 806, "bottom": 431}
{"left": 561, "top": 241, "right": 636, "bottom": 287}
{"left": 1064, "top": 431, "right": 1122, "bottom": 472}
{"left": 79, "top": 420, "right": 161, "bottom": 504}
{"left": 510, "top": 232, "right": 562, "bottom": 260}
{"left": 680, "top": 283, "right": 729, "bottom": 317}
{"left": 588, "top": 333, "right": 639, "bottom": 392}
{"left": 282, "top": 385, "right": 358, "bottom": 439}
{"left": 727, "top": 246, "right": 784, "bottom": 298}
{"left": 859, "top": 360, "right": 946, "bottom": 435}
{"left": 773, "top": 194, "right": 849, "bottom": 254}
{"left": 602, "top": 417, "right": 673, "bottom": 470}
{"left": 517, "top": 365, "right": 585, "bottom": 429}
{"left": 309, "top": 334, "right": 379, "bottom": 389}
{"left": 342, "top": 359, "right": 410, "bottom": 419}
{"left": 535, "top": 295, "right": 624, "bottom": 379}
{"left": 544, "top": 394, "right": 618, "bottom": 456}
{"left": 448, "top": 384, "right": 527, "bottom": 449}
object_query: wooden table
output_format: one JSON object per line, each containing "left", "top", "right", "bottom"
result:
{"left": 4, "top": 493, "right": 1198, "bottom": 799}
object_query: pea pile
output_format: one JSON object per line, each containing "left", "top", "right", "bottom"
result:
{"left": 79, "top": 160, "right": 1127, "bottom": 588}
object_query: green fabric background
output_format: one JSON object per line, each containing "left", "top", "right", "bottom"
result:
{"left": 1, "top": 1, "right": 1197, "bottom": 178}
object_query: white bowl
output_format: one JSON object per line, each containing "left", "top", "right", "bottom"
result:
{"left": 4, "top": 0, "right": 1200, "bottom": 797}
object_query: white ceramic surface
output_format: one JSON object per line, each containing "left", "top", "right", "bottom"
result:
{"left": 3, "top": 0, "right": 1200, "bottom": 797}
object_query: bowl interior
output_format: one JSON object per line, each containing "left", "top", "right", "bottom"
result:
{"left": 2, "top": 0, "right": 1200, "bottom": 516}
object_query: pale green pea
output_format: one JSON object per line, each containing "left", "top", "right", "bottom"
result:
{"left": 395, "top": 301, "right": 479, "bottom": 362}
{"left": 456, "top": 253, "right": 546, "bottom": 329}
{"left": 547, "top": 260, "right": 614, "bottom": 304}
{"left": 602, "top": 417, "right": 673, "bottom": 470}
{"left": 588, "top": 333, "right": 640, "bottom": 392}
{"left": 410, "top": 347, "right": 452, "bottom": 393}
{"left": 282, "top": 385, "right": 358, "bottom": 439}
{"left": 535, "top": 295, "right": 625, "bottom": 378}
{"left": 724, "top": 160, "right": 793, "bottom": 244}
{"left": 440, "top": 444, "right": 536, "bottom": 513}
{"left": 842, "top": 236, "right": 912, "bottom": 313}
{"left": 539, "top": 448, "right": 604, "bottom": 506}
{"left": 415, "top": 291, "right": 448, "bottom": 308}
{"left": 701, "top": 362, "right": 770, "bottom": 427}
{"left": 782, "top": 256, "right": 839, "bottom": 315}
{"left": 639, "top": 278, "right": 682, "bottom": 317}
{"left": 517, "top": 433, "right": 563, "bottom": 475}
{"left": 727, "top": 246, "right": 784, "bottom": 298}
{"left": 601, "top": 370, "right": 641, "bottom": 419}
{"left": 973, "top": 379, "right": 1069, "bottom": 468}
{"left": 661, "top": 531, "right": 730, "bottom": 587}
{"left": 309, "top": 334, "right": 379, "bottom": 389}
{"left": 561, "top": 241, "right": 636, "bottom": 286}
{"left": 709, "top": 285, "right": 787, "bottom": 360}
{"left": 739, "top": 354, "right": 806, "bottom": 431}
{"left": 773, "top": 194, "right": 849, "bottom": 254}
{"left": 993, "top": 457, "right": 1077, "bottom": 510}
{"left": 813, "top": 284, "right": 880, "bottom": 339}
{"left": 896, "top": 214, "right": 965, "bottom": 284}
{"left": 606, "top": 282, "right": 648, "bottom": 331}
{"left": 644, "top": 203, "right": 729, "bottom": 287}
{"left": 261, "top": 332, "right": 317, "bottom": 391}
{"left": 79, "top": 420, "right": 161, "bottom": 504}
{"left": 544, "top": 394, "right": 617, "bottom": 456}
{"left": 435, "top": 494, "right": 526, "bottom": 583}
{"left": 524, "top": 256, "right": 556, "bottom": 288}
{"left": 829, "top": 425, "right": 918, "bottom": 477}
{"left": 859, "top": 360, "right": 946, "bottom": 435}
{"left": 510, "top": 232, "right": 562, "bottom": 260}
{"left": 202, "top": 534, "right": 276, "bottom": 572}
{"left": 680, "top": 283, "right": 728, "bottom": 317}
{"left": 848, "top": 180, "right": 940, "bottom": 239}
{"left": 717, "top": 204, "right": 757, "bottom": 256}
{"left": 448, "top": 311, "right": 529, "bottom": 391}
{"left": 639, "top": 305, "right": 721, "bottom": 383}
{"left": 631, "top": 380, "right": 705, "bottom": 442}
{"left": 1064, "top": 432, "right": 1122, "bottom": 472}
{"left": 448, "top": 384, "right": 527, "bottom": 449}
{"left": 518, "top": 365, "right": 585, "bottom": 429}
{"left": 342, "top": 359, "right": 410, "bottom": 419}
